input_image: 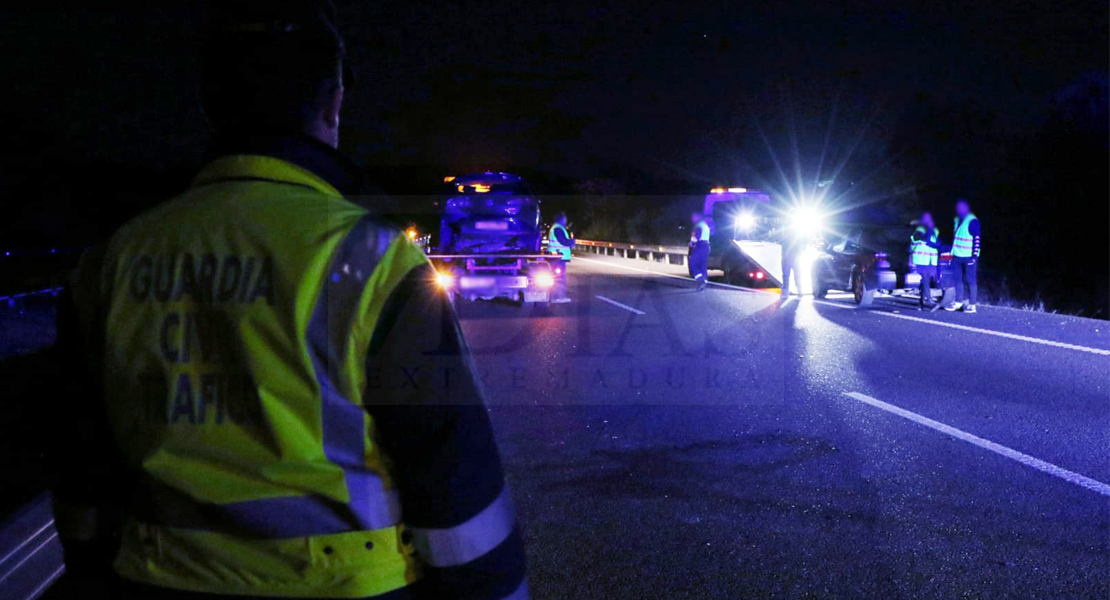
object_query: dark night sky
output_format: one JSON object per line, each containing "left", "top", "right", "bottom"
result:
{"left": 3, "top": 0, "right": 1106, "bottom": 180}
{"left": 2, "top": 0, "right": 1107, "bottom": 312}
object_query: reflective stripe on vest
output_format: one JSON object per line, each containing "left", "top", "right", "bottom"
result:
{"left": 952, "top": 214, "right": 978, "bottom": 258}
{"left": 910, "top": 226, "right": 939, "bottom": 266}
{"left": 548, "top": 223, "right": 571, "bottom": 260}
{"left": 102, "top": 156, "right": 429, "bottom": 598}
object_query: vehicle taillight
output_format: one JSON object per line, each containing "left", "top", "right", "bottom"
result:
{"left": 874, "top": 252, "right": 891, "bottom": 269}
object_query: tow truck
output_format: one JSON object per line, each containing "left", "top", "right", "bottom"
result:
{"left": 702, "top": 187, "right": 790, "bottom": 289}
{"left": 428, "top": 172, "right": 561, "bottom": 306}
{"left": 699, "top": 187, "right": 953, "bottom": 305}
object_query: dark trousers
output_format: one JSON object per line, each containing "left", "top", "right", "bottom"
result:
{"left": 952, "top": 256, "right": 978, "bottom": 304}
{"left": 916, "top": 264, "right": 937, "bottom": 306}
{"left": 688, "top": 243, "right": 709, "bottom": 283}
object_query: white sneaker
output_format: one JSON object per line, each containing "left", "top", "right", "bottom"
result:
{"left": 943, "top": 302, "right": 963, "bottom": 312}
{"left": 962, "top": 304, "right": 976, "bottom": 313}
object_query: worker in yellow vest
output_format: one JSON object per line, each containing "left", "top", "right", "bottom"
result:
{"left": 547, "top": 212, "right": 575, "bottom": 303}
{"left": 944, "top": 199, "right": 981, "bottom": 314}
{"left": 909, "top": 212, "right": 941, "bottom": 310}
{"left": 49, "top": 4, "right": 527, "bottom": 599}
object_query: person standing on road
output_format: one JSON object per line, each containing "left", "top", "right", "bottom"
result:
{"left": 48, "top": 4, "right": 527, "bottom": 600}
{"left": 778, "top": 222, "right": 806, "bottom": 299}
{"left": 688, "top": 211, "right": 711, "bottom": 291}
{"left": 547, "top": 211, "right": 575, "bottom": 303}
{"left": 910, "top": 211, "right": 942, "bottom": 310}
{"left": 945, "top": 199, "right": 981, "bottom": 313}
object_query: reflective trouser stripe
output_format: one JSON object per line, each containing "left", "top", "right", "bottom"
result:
{"left": 410, "top": 486, "right": 516, "bottom": 568}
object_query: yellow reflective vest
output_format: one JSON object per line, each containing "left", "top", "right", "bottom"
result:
{"left": 92, "top": 154, "right": 429, "bottom": 597}
{"left": 910, "top": 226, "right": 939, "bottom": 266}
{"left": 952, "top": 213, "right": 979, "bottom": 258}
{"left": 547, "top": 223, "right": 572, "bottom": 260}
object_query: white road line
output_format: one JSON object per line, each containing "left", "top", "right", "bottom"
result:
{"left": 594, "top": 295, "right": 646, "bottom": 315}
{"left": 843, "top": 392, "right": 1110, "bottom": 496}
{"left": 579, "top": 256, "right": 1110, "bottom": 355}
{"left": 808, "top": 297, "right": 1109, "bottom": 354}
{"left": 868, "top": 310, "right": 1110, "bottom": 356}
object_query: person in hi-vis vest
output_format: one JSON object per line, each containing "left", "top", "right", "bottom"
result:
{"left": 547, "top": 212, "right": 575, "bottom": 303}
{"left": 48, "top": 3, "right": 527, "bottom": 599}
{"left": 910, "top": 211, "right": 942, "bottom": 310}
{"left": 944, "top": 198, "right": 981, "bottom": 314}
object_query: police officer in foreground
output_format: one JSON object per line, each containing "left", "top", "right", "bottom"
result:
{"left": 910, "top": 211, "right": 942, "bottom": 310}
{"left": 945, "top": 198, "right": 981, "bottom": 313}
{"left": 48, "top": 3, "right": 527, "bottom": 599}
{"left": 546, "top": 212, "right": 574, "bottom": 303}
{"left": 688, "top": 211, "right": 710, "bottom": 291}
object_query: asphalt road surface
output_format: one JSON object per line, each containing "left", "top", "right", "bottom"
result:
{"left": 458, "top": 254, "right": 1109, "bottom": 599}
{"left": 5, "top": 254, "right": 1108, "bottom": 599}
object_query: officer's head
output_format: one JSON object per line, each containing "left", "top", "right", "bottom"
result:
{"left": 920, "top": 212, "right": 934, "bottom": 228}
{"left": 691, "top": 211, "right": 703, "bottom": 224}
{"left": 955, "top": 199, "right": 971, "bottom": 218}
{"left": 554, "top": 212, "right": 568, "bottom": 226}
{"left": 200, "top": 1, "right": 346, "bottom": 147}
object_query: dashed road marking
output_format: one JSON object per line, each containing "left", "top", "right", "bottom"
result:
{"left": 594, "top": 295, "right": 646, "bottom": 315}
{"left": 843, "top": 392, "right": 1110, "bottom": 496}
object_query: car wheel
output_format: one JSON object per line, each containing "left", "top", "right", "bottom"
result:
{"left": 853, "top": 271, "right": 875, "bottom": 307}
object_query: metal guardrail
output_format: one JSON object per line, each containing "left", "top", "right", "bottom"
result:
{"left": 574, "top": 239, "right": 691, "bottom": 266}
{"left": 0, "top": 494, "right": 63, "bottom": 600}
{"left": 0, "top": 287, "right": 64, "bottom": 307}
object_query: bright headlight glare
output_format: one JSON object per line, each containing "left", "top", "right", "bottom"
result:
{"left": 790, "top": 207, "right": 822, "bottom": 234}
{"left": 535, "top": 273, "right": 555, "bottom": 288}
{"left": 734, "top": 212, "right": 756, "bottom": 232}
{"left": 436, "top": 272, "right": 454, "bottom": 288}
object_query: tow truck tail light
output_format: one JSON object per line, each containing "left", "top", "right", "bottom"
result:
{"left": 535, "top": 273, "right": 555, "bottom": 288}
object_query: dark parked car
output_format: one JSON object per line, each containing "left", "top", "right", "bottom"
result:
{"left": 811, "top": 224, "right": 952, "bottom": 306}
